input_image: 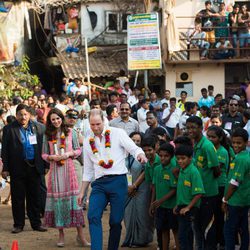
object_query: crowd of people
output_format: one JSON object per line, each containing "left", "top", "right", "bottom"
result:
{"left": 187, "top": 1, "right": 250, "bottom": 60}
{"left": 0, "top": 75, "right": 249, "bottom": 250}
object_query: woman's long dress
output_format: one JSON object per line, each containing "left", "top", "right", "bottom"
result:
{"left": 122, "top": 155, "right": 154, "bottom": 247}
{"left": 42, "top": 129, "right": 84, "bottom": 228}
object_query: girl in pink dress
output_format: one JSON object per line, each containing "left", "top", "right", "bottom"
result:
{"left": 42, "top": 108, "right": 90, "bottom": 247}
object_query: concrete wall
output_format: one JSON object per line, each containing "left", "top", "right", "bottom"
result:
{"left": 164, "top": 63, "right": 225, "bottom": 101}
{"left": 80, "top": 2, "right": 127, "bottom": 45}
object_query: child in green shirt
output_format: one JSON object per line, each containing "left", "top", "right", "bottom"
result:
{"left": 222, "top": 128, "right": 250, "bottom": 250}
{"left": 207, "top": 125, "right": 230, "bottom": 248}
{"left": 186, "top": 116, "right": 219, "bottom": 250}
{"left": 141, "top": 136, "right": 162, "bottom": 249}
{"left": 173, "top": 144, "right": 205, "bottom": 250}
{"left": 142, "top": 137, "right": 161, "bottom": 185}
{"left": 150, "top": 143, "right": 179, "bottom": 250}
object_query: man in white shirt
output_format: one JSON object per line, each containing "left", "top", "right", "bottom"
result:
{"left": 161, "top": 90, "right": 171, "bottom": 107}
{"left": 78, "top": 109, "right": 147, "bottom": 250}
{"left": 55, "top": 94, "right": 69, "bottom": 115}
{"left": 162, "top": 97, "right": 182, "bottom": 139}
{"left": 137, "top": 99, "right": 150, "bottom": 133}
{"left": 70, "top": 79, "right": 88, "bottom": 96}
{"left": 127, "top": 87, "right": 140, "bottom": 107}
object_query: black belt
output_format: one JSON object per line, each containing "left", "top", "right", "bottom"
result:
{"left": 96, "top": 174, "right": 126, "bottom": 181}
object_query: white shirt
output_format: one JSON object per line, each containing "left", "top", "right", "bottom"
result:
{"left": 162, "top": 107, "right": 182, "bottom": 128}
{"left": 137, "top": 107, "right": 149, "bottom": 133}
{"left": 55, "top": 103, "right": 69, "bottom": 115}
{"left": 161, "top": 98, "right": 170, "bottom": 107}
{"left": 122, "top": 88, "right": 132, "bottom": 98}
{"left": 128, "top": 95, "right": 138, "bottom": 107}
{"left": 179, "top": 113, "right": 192, "bottom": 130}
{"left": 82, "top": 127, "right": 144, "bottom": 181}
{"left": 70, "top": 85, "right": 88, "bottom": 95}
{"left": 117, "top": 76, "right": 129, "bottom": 89}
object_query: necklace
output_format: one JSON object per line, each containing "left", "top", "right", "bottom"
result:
{"left": 89, "top": 130, "right": 113, "bottom": 169}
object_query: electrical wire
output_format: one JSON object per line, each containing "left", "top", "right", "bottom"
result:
{"left": 33, "top": 13, "right": 51, "bottom": 58}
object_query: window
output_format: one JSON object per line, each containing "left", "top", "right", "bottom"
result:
{"left": 176, "top": 82, "right": 193, "bottom": 97}
{"left": 121, "top": 13, "right": 129, "bottom": 31}
{"left": 105, "top": 11, "right": 129, "bottom": 33}
{"left": 108, "top": 12, "right": 118, "bottom": 32}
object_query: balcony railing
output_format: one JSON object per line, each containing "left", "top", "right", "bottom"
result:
{"left": 166, "top": 16, "right": 250, "bottom": 63}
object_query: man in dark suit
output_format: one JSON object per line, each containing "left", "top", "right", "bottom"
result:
{"left": 1, "top": 104, "right": 49, "bottom": 233}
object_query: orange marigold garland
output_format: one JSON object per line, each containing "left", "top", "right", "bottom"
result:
{"left": 89, "top": 130, "right": 113, "bottom": 169}
{"left": 51, "top": 132, "right": 66, "bottom": 166}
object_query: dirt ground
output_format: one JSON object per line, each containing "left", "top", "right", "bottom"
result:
{"left": 0, "top": 184, "right": 176, "bottom": 250}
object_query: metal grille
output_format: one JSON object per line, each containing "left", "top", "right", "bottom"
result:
{"left": 170, "top": 32, "right": 188, "bottom": 61}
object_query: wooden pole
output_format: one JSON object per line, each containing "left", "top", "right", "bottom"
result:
{"left": 85, "top": 37, "right": 91, "bottom": 100}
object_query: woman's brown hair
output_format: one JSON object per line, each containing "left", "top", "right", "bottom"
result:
{"left": 45, "top": 108, "right": 69, "bottom": 139}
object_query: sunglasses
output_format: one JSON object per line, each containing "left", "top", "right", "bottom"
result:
{"left": 229, "top": 104, "right": 238, "bottom": 106}
{"left": 120, "top": 108, "right": 130, "bottom": 111}
{"left": 66, "top": 115, "right": 78, "bottom": 119}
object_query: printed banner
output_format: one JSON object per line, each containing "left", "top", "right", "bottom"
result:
{"left": 127, "top": 13, "right": 162, "bottom": 70}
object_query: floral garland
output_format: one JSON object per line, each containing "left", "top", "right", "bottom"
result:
{"left": 51, "top": 132, "right": 66, "bottom": 166}
{"left": 89, "top": 130, "right": 114, "bottom": 169}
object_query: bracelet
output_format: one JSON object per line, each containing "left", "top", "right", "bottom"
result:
{"left": 222, "top": 197, "right": 228, "bottom": 204}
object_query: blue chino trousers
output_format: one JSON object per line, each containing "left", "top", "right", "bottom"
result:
{"left": 88, "top": 175, "right": 127, "bottom": 250}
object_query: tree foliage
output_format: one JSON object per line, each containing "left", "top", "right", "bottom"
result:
{"left": 0, "top": 55, "right": 40, "bottom": 100}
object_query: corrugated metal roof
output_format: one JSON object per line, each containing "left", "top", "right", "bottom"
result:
{"left": 40, "top": 0, "right": 110, "bottom": 8}
{"left": 81, "top": 0, "right": 111, "bottom": 2}
{"left": 57, "top": 48, "right": 165, "bottom": 78}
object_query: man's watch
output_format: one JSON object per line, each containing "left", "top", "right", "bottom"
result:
{"left": 222, "top": 197, "right": 228, "bottom": 204}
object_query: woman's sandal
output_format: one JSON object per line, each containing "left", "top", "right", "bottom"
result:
{"left": 76, "top": 235, "right": 91, "bottom": 247}
{"left": 56, "top": 242, "right": 64, "bottom": 248}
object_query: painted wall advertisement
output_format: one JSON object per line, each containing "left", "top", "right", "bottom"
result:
{"left": 127, "top": 13, "right": 162, "bottom": 70}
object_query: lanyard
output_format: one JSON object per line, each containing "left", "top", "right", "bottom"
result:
{"left": 128, "top": 154, "right": 135, "bottom": 171}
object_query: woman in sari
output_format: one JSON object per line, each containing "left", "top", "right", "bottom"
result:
{"left": 122, "top": 132, "right": 154, "bottom": 247}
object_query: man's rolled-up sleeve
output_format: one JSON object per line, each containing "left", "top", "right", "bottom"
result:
{"left": 119, "top": 129, "right": 145, "bottom": 159}
{"left": 82, "top": 140, "right": 95, "bottom": 182}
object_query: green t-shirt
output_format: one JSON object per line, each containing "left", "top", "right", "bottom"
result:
{"left": 216, "top": 145, "right": 229, "bottom": 187}
{"left": 225, "top": 150, "right": 250, "bottom": 207}
{"left": 193, "top": 136, "right": 219, "bottom": 197}
{"left": 177, "top": 163, "right": 205, "bottom": 207}
{"left": 229, "top": 147, "right": 235, "bottom": 163}
{"left": 145, "top": 154, "right": 161, "bottom": 184}
{"left": 170, "top": 156, "right": 177, "bottom": 166}
{"left": 153, "top": 163, "right": 177, "bottom": 209}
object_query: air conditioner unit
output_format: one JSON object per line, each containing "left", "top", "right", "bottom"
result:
{"left": 176, "top": 71, "right": 192, "bottom": 82}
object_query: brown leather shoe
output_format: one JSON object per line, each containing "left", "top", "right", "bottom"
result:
{"left": 33, "top": 226, "right": 47, "bottom": 232}
{"left": 11, "top": 227, "right": 23, "bottom": 234}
